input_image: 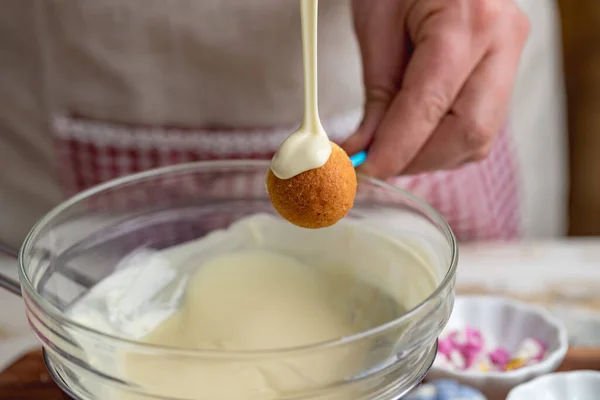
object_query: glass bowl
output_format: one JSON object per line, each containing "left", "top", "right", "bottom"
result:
{"left": 19, "top": 160, "right": 457, "bottom": 400}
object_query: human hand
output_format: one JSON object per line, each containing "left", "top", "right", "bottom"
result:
{"left": 343, "top": 0, "right": 530, "bottom": 178}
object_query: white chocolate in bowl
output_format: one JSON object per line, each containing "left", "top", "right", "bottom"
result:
{"left": 66, "top": 213, "right": 441, "bottom": 399}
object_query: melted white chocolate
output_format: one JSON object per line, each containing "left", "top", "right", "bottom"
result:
{"left": 66, "top": 213, "right": 441, "bottom": 399}
{"left": 270, "top": 0, "right": 332, "bottom": 180}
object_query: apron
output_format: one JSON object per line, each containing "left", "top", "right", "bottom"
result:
{"left": 0, "top": 0, "right": 520, "bottom": 249}
{"left": 53, "top": 111, "right": 520, "bottom": 243}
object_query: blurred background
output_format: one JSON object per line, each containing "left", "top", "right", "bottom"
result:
{"left": 559, "top": 1, "right": 600, "bottom": 236}
{"left": 3, "top": 1, "right": 600, "bottom": 397}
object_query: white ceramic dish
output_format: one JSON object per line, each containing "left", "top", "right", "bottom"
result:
{"left": 427, "top": 295, "right": 569, "bottom": 400}
{"left": 507, "top": 370, "right": 600, "bottom": 400}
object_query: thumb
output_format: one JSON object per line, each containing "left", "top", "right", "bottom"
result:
{"left": 341, "top": 0, "right": 410, "bottom": 157}
{"left": 342, "top": 95, "right": 388, "bottom": 156}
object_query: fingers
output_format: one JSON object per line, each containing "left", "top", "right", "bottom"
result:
{"left": 343, "top": 0, "right": 410, "bottom": 156}
{"left": 342, "top": 93, "right": 391, "bottom": 156}
{"left": 402, "top": 10, "right": 530, "bottom": 174}
{"left": 359, "top": 25, "right": 482, "bottom": 178}
{"left": 401, "top": 52, "right": 508, "bottom": 173}
{"left": 346, "top": 0, "right": 530, "bottom": 178}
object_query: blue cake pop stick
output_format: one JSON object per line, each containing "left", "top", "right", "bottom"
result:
{"left": 350, "top": 150, "right": 367, "bottom": 168}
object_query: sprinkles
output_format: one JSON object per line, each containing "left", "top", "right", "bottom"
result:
{"left": 437, "top": 327, "right": 547, "bottom": 372}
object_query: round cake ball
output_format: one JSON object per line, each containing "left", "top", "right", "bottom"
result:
{"left": 266, "top": 142, "right": 357, "bottom": 229}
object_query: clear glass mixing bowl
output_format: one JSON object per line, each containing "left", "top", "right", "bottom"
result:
{"left": 19, "top": 160, "right": 457, "bottom": 400}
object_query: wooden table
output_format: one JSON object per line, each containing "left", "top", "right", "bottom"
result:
{"left": 0, "top": 351, "right": 67, "bottom": 400}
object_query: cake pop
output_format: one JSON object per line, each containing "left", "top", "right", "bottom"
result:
{"left": 267, "top": 142, "right": 357, "bottom": 229}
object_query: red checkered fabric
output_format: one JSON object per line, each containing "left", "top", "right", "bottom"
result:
{"left": 53, "top": 113, "right": 520, "bottom": 242}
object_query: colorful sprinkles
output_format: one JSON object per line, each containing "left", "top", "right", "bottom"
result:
{"left": 437, "top": 327, "right": 547, "bottom": 372}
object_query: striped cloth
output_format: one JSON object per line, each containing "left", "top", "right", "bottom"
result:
{"left": 53, "top": 110, "right": 520, "bottom": 242}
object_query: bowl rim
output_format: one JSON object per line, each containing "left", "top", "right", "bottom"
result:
{"left": 430, "top": 294, "right": 569, "bottom": 379}
{"left": 18, "top": 159, "right": 458, "bottom": 357}
{"left": 506, "top": 370, "right": 600, "bottom": 398}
